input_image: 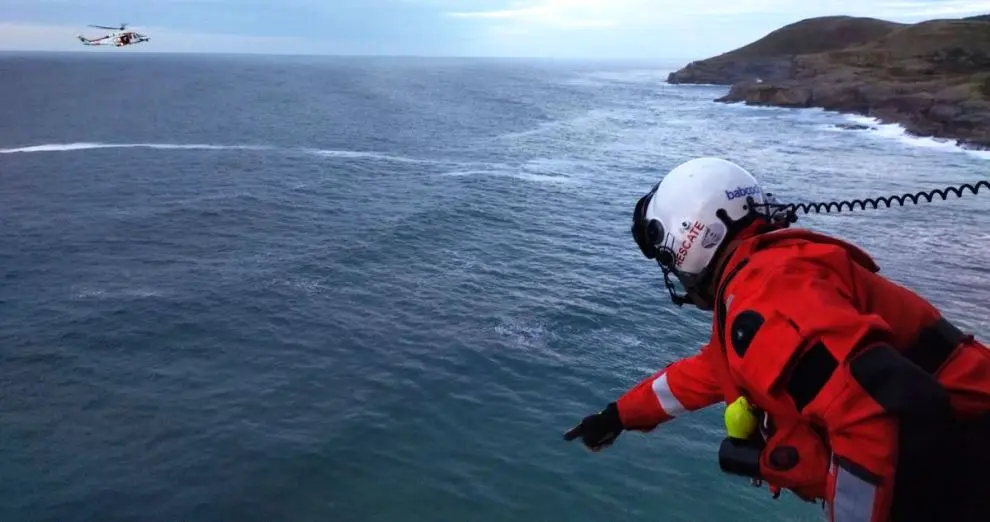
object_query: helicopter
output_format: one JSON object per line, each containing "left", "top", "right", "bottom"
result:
{"left": 77, "top": 23, "right": 150, "bottom": 47}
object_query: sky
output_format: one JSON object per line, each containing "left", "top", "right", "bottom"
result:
{"left": 2, "top": 0, "right": 989, "bottom": 60}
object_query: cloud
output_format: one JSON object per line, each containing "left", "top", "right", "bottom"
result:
{"left": 0, "top": 0, "right": 480, "bottom": 56}
{"left": 442, "top": 0, "right": 990, "bottom": 59}
{"left": 880, "top": 0, "right": 990, "bottom": 16}
{"left": 447, "top": 1, "right": 621, "bottom": 28}
{"left": 448, "top": 0, "right": 635, "bottom": 29}
{"left": 447, "top": 0, "right": 990, "bottom": 26}
{"left": 2, "top": 0, "right": 988, "bottom": 59}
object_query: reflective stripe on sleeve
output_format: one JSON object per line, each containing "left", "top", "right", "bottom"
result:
{"left": 651, "top": 372, "right": 686, "bottom": 417}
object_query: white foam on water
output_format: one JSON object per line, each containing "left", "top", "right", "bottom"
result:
{"left": 714, "top": 105, "right": 990, "bottom": 160}
{"left": 491, "top": 317, "right": 574, "bottom": 365}
{"left": 0, "top": 142, "right": 461, "bottom": 167}
{"left": 439, "top": 168, "right": 576, "bottom": 185}
{"left": 490, "top": 107, "right": 640, "bottom": 142}
{"left": 0, "top": 142, "right": 273, "bottom": 154}
{"left": 302, "top": 148, "right": 444, "bottom": 165}
{"left": 841, "top": 115, "right": 990, "bottom": 160}
{"left": 73, "top": 286, "right": 164, "bottom": 299}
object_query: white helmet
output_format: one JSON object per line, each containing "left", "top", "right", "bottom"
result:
{"left": 631, "top": 157, "right": 768, "bottom": 306}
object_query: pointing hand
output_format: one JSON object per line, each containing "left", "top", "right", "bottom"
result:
{"left": 564, "top": 402, "right": 624, "bottom": 452}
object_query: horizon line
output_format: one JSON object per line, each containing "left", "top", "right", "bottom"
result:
{"left": 0, "top": 49, "right": 698, "bottom": 64}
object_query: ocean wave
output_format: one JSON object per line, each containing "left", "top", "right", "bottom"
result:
{"left": 0, "top": 142, "right": 274, "bottom": 154}
{"left": 837, "top": 115, "right": 990, "bottom": 160}
{"left": 438, "top": 168, "right": 577, "bottom": 185}
{"left": 0, "top": 142, "right": 477, "bottom": 169}
{"left": 709, "top": 104, "right": 990, "bottom": 160}
{"left": 300, "top": 148, "right": 448, "bottom": 164}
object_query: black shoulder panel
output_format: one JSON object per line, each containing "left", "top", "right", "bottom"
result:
{"left": 848, "top": 344, "right": 951, "bottom": 419}
{"left": 730, "top": 310, "right": 764, "bottom": 358}
{"left": 785, "top": 342, "right": 837, "bottom": 413}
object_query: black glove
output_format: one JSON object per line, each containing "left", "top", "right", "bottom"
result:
{"left": 563, "top": 402, "right": 624, "bottom": 451}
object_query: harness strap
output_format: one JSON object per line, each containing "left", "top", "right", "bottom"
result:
{"left": 784, "top": 317, "right": 966, "bottom": 412}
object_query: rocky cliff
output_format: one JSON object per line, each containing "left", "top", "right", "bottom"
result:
{"left": 667, "top": 15, "right": 990, "bottom": 149}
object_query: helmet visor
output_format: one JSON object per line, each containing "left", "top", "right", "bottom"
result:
{"left": 631, "top": 182, "right": 663, "bottom": 259}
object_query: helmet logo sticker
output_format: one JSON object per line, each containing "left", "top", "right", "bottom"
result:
{"left": 725, "top": 185, "right": 761, "bottom": 201}
{"left": 675, "top": 221, "right": 706, "bottom": 267}
{"left": 702, "top": 222, "right": 725, "bottom": 249}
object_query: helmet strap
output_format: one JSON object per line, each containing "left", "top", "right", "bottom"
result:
{"left": 659, "top": 266, "right": 691, "bottom": 307}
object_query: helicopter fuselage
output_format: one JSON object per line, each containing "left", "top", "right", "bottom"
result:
{"left": 78, "top": 29, "right": 149, "bottom": 47}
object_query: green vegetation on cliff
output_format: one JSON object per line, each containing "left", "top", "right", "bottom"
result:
{"left": 667, "top": 16, "right": 904, "bottom": 85}
{"left": 708, "top": 16, "right": 903, "bottom": 60}
{"left": 667, "top": 14, "right": 990, "bottom": 149}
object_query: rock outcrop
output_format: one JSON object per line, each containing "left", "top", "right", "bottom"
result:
{"left": 667, "top": 15, "right": 990, "bottom": 149}
{"left": 665, "top": 57, "right": 795, "bottom": 85}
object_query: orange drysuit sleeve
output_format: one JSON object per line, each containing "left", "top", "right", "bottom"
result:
{"left": 615, "top": 342, "right": 725, "bottom": 430}
{"left": 722, "top": 260, "right": 949, "bottom": 522}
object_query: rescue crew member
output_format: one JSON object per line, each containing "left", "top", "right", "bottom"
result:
{"left": 564, "top": 157, "right": 990, "bottom": 522}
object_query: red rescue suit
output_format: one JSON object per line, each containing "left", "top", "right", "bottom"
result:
{"left": 615, "top": 227, "right": 990, "bottom": 521}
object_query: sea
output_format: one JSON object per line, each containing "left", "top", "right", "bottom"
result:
{"left": 0, "top": 52, "right": 988, "bottom": 522}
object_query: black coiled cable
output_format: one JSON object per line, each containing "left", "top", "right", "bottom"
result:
{"left": 757, "top": 179, "right": 990, "bottom": 223}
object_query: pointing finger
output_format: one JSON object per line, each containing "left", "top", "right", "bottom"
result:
{"left": 563, "top": 423, "right": 583, "bottom": 441}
